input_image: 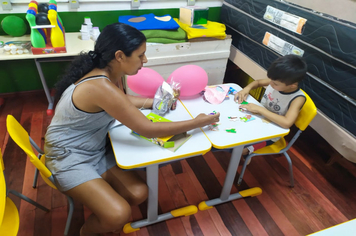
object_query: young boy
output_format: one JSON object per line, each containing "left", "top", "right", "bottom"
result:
{"left": 235, "top": 54, "right": 307, "bottom": 157}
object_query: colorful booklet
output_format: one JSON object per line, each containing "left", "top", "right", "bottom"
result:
{"left": 131, "top": 113, "right": 192, "bottom": 152}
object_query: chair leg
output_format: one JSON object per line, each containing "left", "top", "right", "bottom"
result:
{"left": 64, "top": 195, "right": 74, "bottom": 236}
{"left": 8, "top": 189, "right": 50, "bottom": 212}
{"left": 33, "top": 168, "right": 39, "bottom": 188}
{"left": 237, "top": 154, "right": 253, "bottom": 185}
{"left": 283, "top": 152, "right": 294, "bottom": 188}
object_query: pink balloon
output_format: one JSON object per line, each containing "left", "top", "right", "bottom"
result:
{"left": 167, "top": 65, "right": 208, "bottom": 97}
{"left": 127, "top": 67, "right": 164, "bottom": 97}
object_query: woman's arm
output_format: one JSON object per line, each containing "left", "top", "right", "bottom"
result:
{"left": 91, "top": 80, "right": 220, "bottom": 138}
{"left": 126, "top": 95, "right": 153, "bottom": 109}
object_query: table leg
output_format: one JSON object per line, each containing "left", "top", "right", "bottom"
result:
{"left": 123, "top": 164, "right": 198, "bottom": 233}
{"left": 198, "top": 146, "right": 262, "bottom": 210}
{"left": 147, "top": 164, "right": 159, "bottom": 221}
{"left": 34, "top": 59, "right": 54, "bottom": 116}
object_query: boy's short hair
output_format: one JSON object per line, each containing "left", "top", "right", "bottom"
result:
{"left": 267, "top": 55, "right": 307, "bottom": 85}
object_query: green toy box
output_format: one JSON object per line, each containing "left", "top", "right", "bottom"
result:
{"left": 179, "top": 6, "right": 209, "bottom": 26}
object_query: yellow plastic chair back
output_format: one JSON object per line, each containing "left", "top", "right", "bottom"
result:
{"left": 6, "top": 115, "right": 57, "bottom": 189}
{"left": 295, "top": 90, "right": 317, "bottom": 131}
{"left": 0, "top": 150, "right": 20, "bottom": 236}
{"left": 0, "top": 150, "right": 4, "bottom": 173}
{"left": 0, "top": 150, "right": 6, "bottom": 229}
{"left": 6, "top": 116, "right": 73, "bottom": 235}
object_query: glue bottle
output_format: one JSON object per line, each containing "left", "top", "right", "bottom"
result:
{"left": 84, "top": 17, "right": 93, "bottom": 34}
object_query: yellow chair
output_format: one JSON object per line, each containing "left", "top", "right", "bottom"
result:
{"left": 237, "top": 90, "right": 317, "bottom": 187}
{"left": 0, "top": 149, "right": 49, "bottom": 235}
{"left": 6, "top": 115, "right": 74, "bottom": 236}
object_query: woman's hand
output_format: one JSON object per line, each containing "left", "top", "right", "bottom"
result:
{"left": 194, "top": 112, "right": 220, "bottom": 127}
{"left": 234, "top": 88, "right": 250, "bottom": 104}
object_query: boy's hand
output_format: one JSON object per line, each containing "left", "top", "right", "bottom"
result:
{"left": 239, "top": 103, "right": 262, "bottom": 114}
{"left": 234, "top": 88, "right": 249, "bottom": 104}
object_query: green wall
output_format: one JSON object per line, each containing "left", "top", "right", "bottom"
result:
{"left": 0, "top": 7, "right": 221, "bottom": 93}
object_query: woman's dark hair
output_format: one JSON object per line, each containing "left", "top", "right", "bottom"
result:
{"left": 55, "top": 23, "right": 146, "bottom": 100}
{"left": 267, "top": 54, "right": 307, "bottom": 85}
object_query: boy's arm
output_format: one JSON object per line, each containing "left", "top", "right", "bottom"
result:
{"left": 240, "top": 96, "right": 306, "bottom": 129}
{"left": 234, "top": 79, "right": 271, "bottom": 103}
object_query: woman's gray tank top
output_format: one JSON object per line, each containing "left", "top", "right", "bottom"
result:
{"left": 45, "top": 76, "right": 115, "bottom": 152}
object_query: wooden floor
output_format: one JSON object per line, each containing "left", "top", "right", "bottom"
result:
{"left": 1, "top": 91, "right": 356, "bottom": 236}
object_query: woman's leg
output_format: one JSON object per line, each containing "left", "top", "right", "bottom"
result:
{"left": 101, "top": 166, "right": 148, "bottom": 206}
{"left": 65, "top": 178, "right": 132, "bottom": 236}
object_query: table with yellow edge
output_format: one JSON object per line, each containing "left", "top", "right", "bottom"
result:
{"left": 109, "top": 83, "right": 289, "bottom": 233}
{"left": 108, "top": 100, "right": 213, "bottom": 233}
{"left": 179, "top": 83, "right": 290, "bottom": 210}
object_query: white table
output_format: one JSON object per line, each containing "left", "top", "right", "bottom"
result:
{"left": 108, "top": 100, "right": 212, "bottom": 233}
{"left": 180, "top": 83, "right": 290, "bottom": 209}
{"left": 307, "top": 218, "right": 356, "bottom": 236}
{"left": 0, "top": 33, "right": 95, "bottom": 115}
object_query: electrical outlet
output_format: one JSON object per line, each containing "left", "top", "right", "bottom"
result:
{"left": 1, "top": 0, "right": 12, "bottom": 10}
{"left": 69, "top": 0, "right": 79, "bottom": 9}
{"left": 132, "top": 0, "right": 140, "bottom": 8}
{"left": 187, "top": 0, "right": 195, "bottom": 6}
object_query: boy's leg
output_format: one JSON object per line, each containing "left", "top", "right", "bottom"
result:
{"left": 243, "top": 140, "right": 275, "bottom": 164}
{"left": 245, "top": 140, "right": 275, "bottom": 155}
{"left": 211, "top": 147, "right": 233, "bottom": 153}
{"left": 211, "top": 141, "right": 274, "bottom": 165}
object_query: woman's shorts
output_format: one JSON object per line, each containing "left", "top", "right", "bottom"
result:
{"left": 45, "top": 144, "right": 117, "bottom": 192}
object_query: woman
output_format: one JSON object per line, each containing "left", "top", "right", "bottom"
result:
{"left": 44, "top": 22, "right": 220, "bottom": 236}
